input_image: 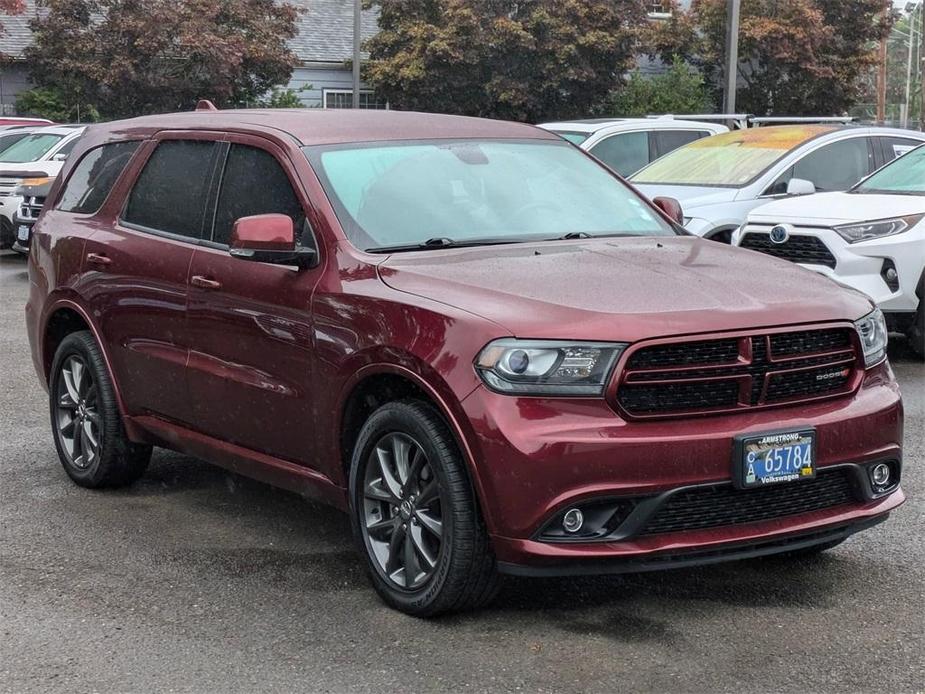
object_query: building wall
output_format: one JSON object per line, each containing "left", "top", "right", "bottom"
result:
{"left": 0, "top": 62, "right": 32, "bottom": 116}
{"left": 287, "top": 64, "right": 370, "bottom": 108}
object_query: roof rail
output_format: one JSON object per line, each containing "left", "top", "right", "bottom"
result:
{"left": 647, "top": 113, "right": 751, "bottom": 129}
{"left": 195, "top": 100, "right": 218, "bottom": 112}
{"left": 749, "top": 116, "right": 855, "bottom": 126}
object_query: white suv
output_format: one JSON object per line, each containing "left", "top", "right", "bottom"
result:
{"left": 537, "top": 117, "right": 728, "bottom": 177}
{"left": 734, "top": 145, "right": 925, "bottom": 358}
{"left": 632, "top": 125, "right": 925, "bottom": 243}
{"left": 0, "top": 125, "right": 86, "bottom": 242}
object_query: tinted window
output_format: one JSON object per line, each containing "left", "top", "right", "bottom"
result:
{"left": 590, "top": 132, "right": 649, "bottom": 176}
{"left": 58, "top": 142, "right": 140, "bottom": 214}
{"left": 212, "top": 145, "right": 304, "bottom": 246}
{"left": 124, "top": 140, "right": 217, "bottom": 238}
{"left": 877, "top": 137, "right": 922, "bottom": 163}
{"left": 653, "top": 130, "right": 704, "bottom": 158}
{"left": 54, "top": 137, "right": 79, "bottom": 159}
{"left": 789, "top": 138, "right": 872, "bottom": 192}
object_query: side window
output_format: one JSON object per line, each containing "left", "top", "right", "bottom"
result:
{"left": 771, "top": 138, "right": 873, "bottom": 194}
{"left": 652, "top": 130, "right": 704, "bottom": 158}
{"left": 211, "top": 144, "right": 305, "bottom": 246}
{"left": 877, "top": 137, "right": 922, "bottom": 163}
{"left": 123, "top": 140, "right": 218, "bottom": 238}
{"left": 589, "top": 132, "right": 650, "bottom": 177}
{"left": 58, "top": 141, "right": 140, "bottom": 214}
{"left": 53, "top": 137, "right": 79, "bottom": 159}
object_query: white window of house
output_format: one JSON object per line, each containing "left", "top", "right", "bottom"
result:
{"left": 323, "top": 89, "right": 389, "bottom": 110}
{"left": 646, "top": 1, "right": 672, "bottom": 18}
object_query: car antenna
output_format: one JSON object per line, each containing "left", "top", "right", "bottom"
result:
{"left": 195, "top": 99, "right": 218, "bottom": 112}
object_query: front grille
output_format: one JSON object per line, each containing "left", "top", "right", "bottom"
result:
{"left": 617, "top": 327, "right": 859, "bottom": 418}
{"left": 18, "top": 196, "right": 44, "bottom": 220}
{"left": 640, "top": 468, "right": 857, "bottom": 535}
{"left": 0, "top": 176, "right": 21, "bottom": 198}
{"left": 741, "top": 232, "right": 837, "bottom": 268}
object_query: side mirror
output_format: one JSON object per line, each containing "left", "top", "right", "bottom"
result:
{"left": 652, "top": 196, "right": 684, "bottom": 226}
{"left": 786, "top": 178, "right": 816, "bottom": 196}
{"left": 51, "top": 152, "right": 68, "bottom": 162}
{"left": 229, "top": 213, "right": 315, "bottom": 268}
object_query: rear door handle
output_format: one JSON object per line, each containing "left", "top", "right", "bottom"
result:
{"left": 86, "top": 252, "right": 112, "bottom": 267}
{"left": 191, "top": 275, "right": 222, "bottom": 290}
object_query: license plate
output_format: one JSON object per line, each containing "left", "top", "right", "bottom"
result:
{"left": 734, "top": 429, "right": 815, "bottom": 489}
{"left": 17, "top": 225, "right": 29, "bottom": 241}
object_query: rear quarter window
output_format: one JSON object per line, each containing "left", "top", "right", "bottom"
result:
{"left": 58, "top": 141, "right": 140, "bottom": 214}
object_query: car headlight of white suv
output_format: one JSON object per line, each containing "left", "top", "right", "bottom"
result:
{"left": 854, "top": 308, "right": 889, "bottom": 367}
{"left": 833, "top": 214, "right": 924, "bottom": 243}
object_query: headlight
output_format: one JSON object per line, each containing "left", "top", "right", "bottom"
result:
{"left": 475, "top": 339, "right": 626, "bottom": 395}
{"left": 833, "top": 214, "right": 924, "bottom": 243}
{"left": 854, "top": 308, "right": 888, "bottom": 367}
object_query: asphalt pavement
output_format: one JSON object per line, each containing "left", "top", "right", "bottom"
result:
{"left": 1, "top": 250, "right": 922, "bottom": 693}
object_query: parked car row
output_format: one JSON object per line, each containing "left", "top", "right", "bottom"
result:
{"left": 22, "top": 107, "right": 908, "bottom": 616}
{"left": 0, "top": 123, "right": 85, "bottom": 251}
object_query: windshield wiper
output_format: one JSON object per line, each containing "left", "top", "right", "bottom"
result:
{"left": 366, "top": 236, "right": 528, "bottom": 253}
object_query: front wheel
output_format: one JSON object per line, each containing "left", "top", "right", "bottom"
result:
{"left": 49, "top": 331, "right": 152, "bottom": 488}
{"left": 348, "top": 399, "right": 498, "bottom": 616}
{"left": 907, "top": 301, "right": 924, "bottom": 359}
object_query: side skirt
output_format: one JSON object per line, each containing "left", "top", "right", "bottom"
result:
{"left": 126, "top": 415, "right": 348, "bottom": 511}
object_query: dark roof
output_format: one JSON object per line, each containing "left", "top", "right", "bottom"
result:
{"left": 0, "top": 0, "right": 378, "bottom": 63}
{"left": 85, "top": 109, "right": 557, "bottom": 147}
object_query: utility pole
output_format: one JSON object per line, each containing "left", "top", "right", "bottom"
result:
{"left": 352, "top": 0, "right": 361, "bottom": 109}
{"left": 904, "top": 5, "right": 917, "bottom": 128}
{"left": 722, "top": 0, "right": 741, "bottom": 116}
{"left": 877, "top": 0, "right": 891, "bottom": 123}
{"left": 919, "top": 3, "right": 925, "bottom": 130}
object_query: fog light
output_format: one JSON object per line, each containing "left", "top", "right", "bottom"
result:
{"left": 871, "top": 463, "right": 891, "bottom": 488}
{"left": 562, "top": 508, "right": 584, "bottom": 533}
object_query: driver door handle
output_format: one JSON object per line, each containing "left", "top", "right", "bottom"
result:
{"left": 191, "top": 275, "right": 222, "bottom": 290}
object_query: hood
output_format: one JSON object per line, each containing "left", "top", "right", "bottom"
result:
{"left": 0, "top": 160, "right": 64, "bottom": 178}
{"left": 632, "top": 183, "right": 740, "bottom": 210}
{"left": 749, "top": 191, "right": 925, "bottom": 226}
{"left": 378, "top": 237, "right": 873, "bottom": 342}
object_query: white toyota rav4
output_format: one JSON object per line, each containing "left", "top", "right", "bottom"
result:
{"left": 734, "top": 144, "right": 925, "bottom": 358}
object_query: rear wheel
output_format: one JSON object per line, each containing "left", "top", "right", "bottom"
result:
{"left": 907, "top": 301, "right": 924, "bottom": 359}
{"left": 348, "top": 399, "right": 498, "bottom": 616}
{"left": 49, "top": 331, "right": 151, "bottom": 487}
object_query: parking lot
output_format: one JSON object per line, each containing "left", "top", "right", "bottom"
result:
{"left": 0, "top": 249, "right": 922, "bottom": 693}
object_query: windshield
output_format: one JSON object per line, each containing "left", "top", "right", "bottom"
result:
{"left": 854, "top": 146, "right": 925, "bottom": 195}
{"left": 0, "top": 134, "right": 64, "bottom": 163}
{"left": 631, "top": 126, "right": 833, "bottom": 187}
{"left": 0, "top": 132, "right": 31, "bottom": 158}
{"left": 549, "top": 130, "right": 590, "bottom": 145}
{"left": 304, "top": 139, "right": 675, "bottom": 251}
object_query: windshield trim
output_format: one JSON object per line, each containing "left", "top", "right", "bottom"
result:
{"left": 631, "top": 128, "right": 842, "bottom": 189}
{"left": 303, "top": 137, "right": 682, "bottom": 253}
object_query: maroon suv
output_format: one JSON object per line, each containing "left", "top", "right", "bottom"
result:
{"left": 26, "top": 109, "right": 904, "bottom": 616}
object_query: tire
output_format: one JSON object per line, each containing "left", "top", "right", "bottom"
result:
{"left": 348, "top": 399, "right": 499, "bottom": 616}
{"left": 706, "top": 228, "right": 734, "bottom": 244}
{"left": 907, "top": 301, "right": 924, "bottom": 360}
{"left": 49, "top": 331, "right": 152, "bottom": 488}
{"left": 0, "top": 217, "right": 13, "bottom": 249}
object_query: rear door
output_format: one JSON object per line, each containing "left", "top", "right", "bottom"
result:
{"left": 81, "top": 133, "right": 223, "bottom": 423}
{"left": 185, "top": 136, "right": 323, "bottom": 466}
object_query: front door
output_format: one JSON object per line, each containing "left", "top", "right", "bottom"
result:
{"left": 185, "top": 139, "right": 323, "bottom": 466}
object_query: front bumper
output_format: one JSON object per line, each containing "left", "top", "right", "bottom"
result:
{"left": 461, "top": 360, "right": 903, "bottom": 573}
{"left": 739, "top": 223, "right": 924, "bottom": 314}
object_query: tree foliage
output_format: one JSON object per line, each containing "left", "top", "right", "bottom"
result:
{"left": 651, "top": 0, "right": 893, "bottom": 116}
{"left": 607, "top": 57, "right": 711, "bottom": 117}
{"left": 15, "top": 85, "right": 100, "bottom": 121}
{"left": 24, "top": 0, "right": 300, "bottom": 119}
{"left": 365, "top": 0, "right": 649, "bottom": 122}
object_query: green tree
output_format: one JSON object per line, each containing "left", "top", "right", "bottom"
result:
{"left": 651, "top": 0, "right": 893, "bottom": 116}
{"left": 25, "top": 0, "right": 300, "bottom": 119}
{"left": 256, "top": 85, "right": 310, "bottom": 108}
{"left": 365, "top": 0, "right": 649, "bottom": 122}
{"left": 15, "top": 85, "right": 100, "bottom": 122}
{"left": 607, "top": 57, "right": 712, "bottom": 117}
